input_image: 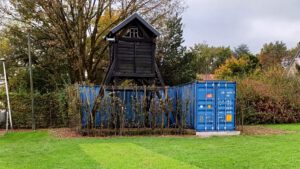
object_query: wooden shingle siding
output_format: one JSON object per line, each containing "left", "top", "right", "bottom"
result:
{"left": 115, "top": 40, "right": 153, "bottom": 75}
{"left": 104, "top": 13, "right": 164, "bottom": 86}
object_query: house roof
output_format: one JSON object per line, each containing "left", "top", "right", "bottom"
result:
{"left": 107, "top": 13, "right": 160, "bottom": 37}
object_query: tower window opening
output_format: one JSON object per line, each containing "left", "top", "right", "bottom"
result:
{"left": 123, "top": 27, "right": 143, "bottom": 38}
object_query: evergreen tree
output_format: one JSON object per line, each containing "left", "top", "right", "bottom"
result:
{"left": 157, "top": 14, "right": 196, "bottom": 85}
{"left": 234, "top": 44, "right": 251, "bottom": 58}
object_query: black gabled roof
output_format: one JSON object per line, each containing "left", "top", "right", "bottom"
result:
{"left": 107, "top": 13, "right": 160, "bottom": 37}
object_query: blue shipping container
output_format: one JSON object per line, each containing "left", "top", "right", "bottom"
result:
{"left": 177, "top": 81, "right": 236, "bottom": 131}
{"left": 79, "top": 80, "right": 236, "bottom": 131}
{"left": 176, "top": 82, "right": 196, "bottom": 128}
{"left": 79, "top": 86, "right": 178, "bottom": 128}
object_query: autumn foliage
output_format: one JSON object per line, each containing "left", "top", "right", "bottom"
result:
{"left": 236, "top": 67, "right": 300, "bottom": 124}
{"left": 215, "top": 54, "right": 259, "bottom": 79}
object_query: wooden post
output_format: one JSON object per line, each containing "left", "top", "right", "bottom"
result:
{"left": 2, "top": 60, "right": 12, "bottom": 130}
{"left": 28, "top": 31, "right": 35, "bottom": 130}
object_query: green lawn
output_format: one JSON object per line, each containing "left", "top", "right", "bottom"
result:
{"left": 1, "top": 125, "right": 300, "bottom": 169}
{"left": 266, "top": 123, "right": 300, "bottom": 131}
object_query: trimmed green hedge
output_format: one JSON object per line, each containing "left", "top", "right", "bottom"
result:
{"left": 0, "top": 91, "right": 71, "bottom": 128}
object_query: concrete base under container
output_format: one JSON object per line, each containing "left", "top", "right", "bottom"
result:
{"left": 196, "top": 131, "right": 240, "bottom": 137}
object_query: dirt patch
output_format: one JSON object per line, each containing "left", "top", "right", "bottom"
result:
{"left": 1, "top": 128, "right": 196, "bottom": 138}
{"left": 48, "top": 128, "right": 82, "bottom": 138}
{"left": 0, "top": 129, "right": 6, "bottom": 136}
{"left": 79, "top": 128, "right": 196, "bottom": 137}
{"left": 48, "top": 128, "right": 197, "bottom": 138}
{"left": 0, "top": 129, "right": 34, "bottom": 136}
{"left": 237, "top": 125, "right": 293, "bottom": 135}
{"left": 0, "top": 128, "right": 82, "bottom": 138}
{"left": 2, "top": 126, "right": 290, "bottom": 138}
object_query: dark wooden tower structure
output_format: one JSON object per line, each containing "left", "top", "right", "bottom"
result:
{"left": 103, "top": 13, "right": 164, "bottom": 86}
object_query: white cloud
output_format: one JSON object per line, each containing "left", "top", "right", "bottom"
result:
{"left": 183, "top": 0, "right": 300, "bottom": 53}
{"left": 247, "top": 18, "right": 300, "bottom": 41}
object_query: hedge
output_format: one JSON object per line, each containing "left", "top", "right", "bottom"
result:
{"left": 235, "top": 68, "right": 300, "bottom": 124}
{"left": 0, "top": 90, "right": 79, "bottom": 129}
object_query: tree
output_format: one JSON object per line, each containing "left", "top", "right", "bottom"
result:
{"left": 156, "top": 13, "right": 195, "bottom": 85}
{"left": 175, "top": 51, "right": 197, "bottom": 84}
{"left": 0, "top": 25, "right": 70, "bottom": 93}
{"left": 288, "top": 42, "right": 300, "bottom": 58}
{"left": 234, "top": 44, "right": 251, "bottom": 58}
{"left": 189, "top": 44, "right": 231, "bottom": 74}
{"left": 215, "top": 44, "right": 259, "bottom": 79}
{"left": 214, "top": 54, "right": 259, "bottom": 79}
{"left": 0, "top": 0, "right": 184, "bottom": 84}
{"left": 259, "top": 41, "right": 288, "bottom": 69}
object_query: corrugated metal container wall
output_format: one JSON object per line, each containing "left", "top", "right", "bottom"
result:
{"left": 80, "top": 87, "right": 148, "bottom": 128}
{"left": 176, "top": 82, "right": 196, "bottom": 128}
{"left": 79, "top": 81, "right": 236, "bottom": 131}
{"left": 215, "top": 81, "right": 236, "bottom": 131}
{"left": 159, "top": 87, "right": 176, "bottom": 125}
{"left": 195, "top": 81, "right": 236, "bottom": 131}
{"left": 80, "top": 86, "right": 101, "bottom": 128}
{"left": 109, "top": 88, "right": 177, "bottom": 127}
{"left": 111, "top": 89, "right": 145, "bottom": 124}
{"left": 79, "top": 86, "right": 178, "bottom": 128}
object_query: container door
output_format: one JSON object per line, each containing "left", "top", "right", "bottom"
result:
{"left": 215, "top": 82, "right": 236, "bottom": 131}
{"left": 196, "top": 82, "right": 216, "bottom": 131}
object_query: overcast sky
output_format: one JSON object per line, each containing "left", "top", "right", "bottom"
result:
{"left": 183, "top": 0, "right": 300, "bottom": 54}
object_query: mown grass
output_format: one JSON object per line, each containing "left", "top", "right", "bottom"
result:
{"left": 265, "top": 123, "right": 300, "bottom": 131}
{"left": 1, "top": 124, "right": 300, "bottom": 169}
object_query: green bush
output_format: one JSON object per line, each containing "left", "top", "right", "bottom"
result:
{"left": 0, "top": 91, "right": 69, "bottom": 128}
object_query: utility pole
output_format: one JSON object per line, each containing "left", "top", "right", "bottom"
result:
{"left": 28, "top": 30, "right": 35, "bottom": 130}
{"left": 1, "top": 58, "right": 13, "bottom": 130}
